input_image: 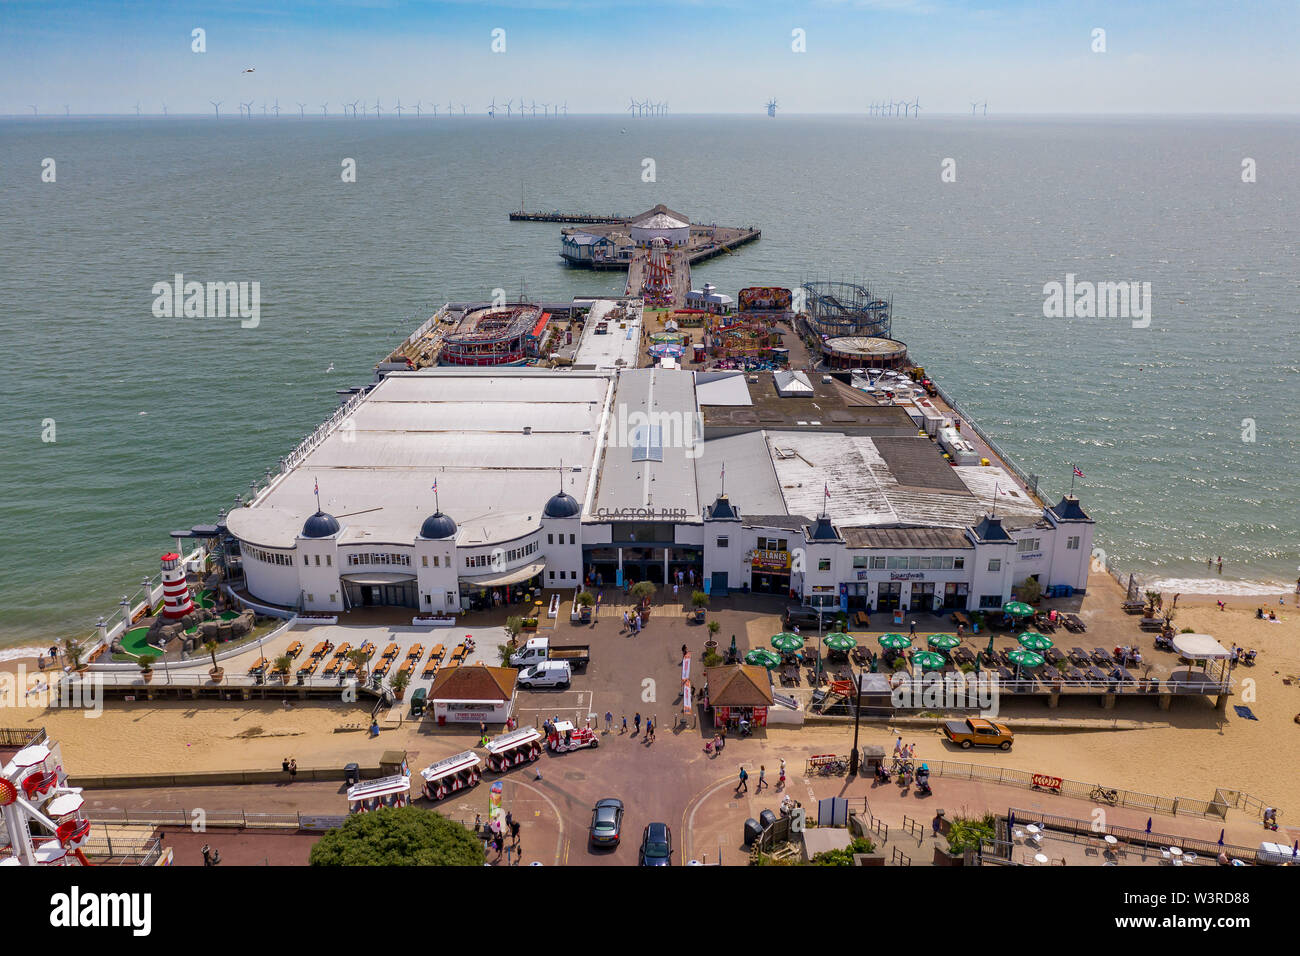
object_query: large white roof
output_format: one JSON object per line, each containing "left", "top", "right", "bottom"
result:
{"left": 227, "top": 368, "right": 610, "bottom": 548}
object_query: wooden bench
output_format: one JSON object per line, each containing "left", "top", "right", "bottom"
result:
{"left": 853, "top": 611, "right": 870, "bottom": 628}
{"left": 357, "top": 642, "right": 375, "bottom": 659}
{"left": 310, "top": 642, "right": 328, "bottom": 659}
{"left": 449, "top": 643, "right": 468, "bottom": 665}
{"left": 952, "top": 611, "right": 971, "bottom": 629}
{"left": 382, "top": 643, "right": 399, "bottom": 660}
{"left": 248, "top": 657, "right": 268, "bottom": 673}
{"left": 286, "top": 641, "right": 303, "bottom": 659}
{"left": 407, "top": 643, "right": 424, "bottom": 662}
{"left": 333, "top": 642, "right": 352, "bottom": 659}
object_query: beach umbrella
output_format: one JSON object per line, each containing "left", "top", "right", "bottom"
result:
{"left": 770, "top": 633, "right": 804, "bottom": 653}
{"left": 824, "top": 632, "right": 856, "bottom": 651}
{"left": 913, "top": 650, "right": 945, "bottom": 670}
{"left": 1017, "top": 632, "right": 1054, "bottom": 652}
{"left": 927, "top": 634, "right": 960, "bottom": 651}
{"left": 744, "top": 648, "right": 780, "bottom": 669}
{"left": 878, "top": 633, "right": 912, "bottom": 650}
{"left": 985, "top": 634, "right": 995, "bottom": 656}
{"left": 1007, "top": 649, "right": 1044, "bottom": 668}
{"left": 1003, "top": 602, "right": 1034, "bottom": 618}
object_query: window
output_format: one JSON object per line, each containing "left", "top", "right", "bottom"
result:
{"left": 303, "top": 555, "right": 309, "bottom": 566}
{"left": 446, "top": 592, "right": 456, "bottom": 606}
{"left": 953, "top": 557, "right": 964, "bottom": 570}
{"left": 988, "top": 559, "right": 1001, "bottom": 572}
{"left": 549, "top": 571, "right": 555, "bottom": 580}
{"left": 871, "top": 556, "right": 886, "bottom": 569}
{"left": 329, "top": 593, "right": 336, "bottom": 603}
{"left": 817, "top": 558, "right": 831, "bottom": 572}
{"left": 717, "top": 536, "right": 729, "bottom": 548}
{"left": 547, "top": 534, "right": 553, "bottom": 545}
{"left": 852, "top": 556, "right": 869, "bottom": 569}
{"left": 315, "top": 555, "right": 321, "bottom": 566}
{"left": 887, "top": 556, "right": 907, "bottom": 570}
{"left": 422, "top": 556, "right": 428, "bottom": 567}
{"left": 307, "top": 593, "right": 314, "bottom": 603}
{"left": 1066, "top": 536, "right": 1080, "bottom": 550}
{"left": 1018, "top": 538, "right": 1041, "bottom": 553}
{"left": 979, "top": 594, "right": 1002, "bottom": 609}
{"left": 569, "top": 534, "right": 575, "bottom": 545}
{"left": 424, "top": 594, "right": 431, "bottom": 604}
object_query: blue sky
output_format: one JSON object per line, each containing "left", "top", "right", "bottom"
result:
{"left": 2, "top": 0, "right": 1297, "bottom": 114}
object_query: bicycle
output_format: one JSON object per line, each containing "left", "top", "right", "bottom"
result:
{"left": 1089, "top": 784, "right": 1119, "bottom": 806}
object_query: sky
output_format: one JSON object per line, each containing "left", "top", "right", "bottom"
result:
{"left": 2, "top": 0, "right": 1298, "bottom": 115}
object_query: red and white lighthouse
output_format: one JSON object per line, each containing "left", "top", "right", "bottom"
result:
{"left": 159, "top": 552, "right": 195, "bottom": 618}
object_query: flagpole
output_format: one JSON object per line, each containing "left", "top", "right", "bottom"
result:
{"left": 314, "top": 477, "right": 321, "bottom": 512}
{"left": 1070, "top": 464, "right": 1077, "bottom": 495}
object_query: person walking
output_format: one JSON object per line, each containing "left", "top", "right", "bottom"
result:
{"left": 634, "top": 712, "right": 641, "bottom": 736}
{"left": 778, "top": 758, "right": 786, "bottom": 791}
{"left": 621, "top": 714, "right": 628, "bottom": 735}
{"left": 909, "top": 620, "right": 917, "bottom": 636}
{"left": 604, "top": 710, "right": 613, "bottom": 734}
{"left": 757, "top": 765, "right": 769, "bottom": 792}
{"left": 288, "top": 758, "right": 297, "bottom": 783}
{"left": 735, "top": 766, "right": 748, "bottom": 794}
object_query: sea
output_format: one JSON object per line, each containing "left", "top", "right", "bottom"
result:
{"left": 2, "top": 114, "right": 1297, "bottom": 650}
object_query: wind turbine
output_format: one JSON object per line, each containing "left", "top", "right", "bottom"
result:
{"left": 487, "top": 98, "right": 496, "bottom": 118}
{"left": 65, "top": 104, "right": 71, "bottom": 116}
{"left": 448, "top": 100, "right": 455, "bottom": 116}
{"left": 540, "top": 102, "right": 549, "bottom": 117}
{"left": 321, "top": 102, "right": 328, "bottom": 116}
{"left": 982, "top": 101, "right": 988, "bottom": 116}
{"left": 347, "top": 100, "right": 359, "bottom": 118}
{"left": 296, "top": 101, "right": 306, "bottom": 117}
{"left": 561, "top": 101, "right": 567, "bottom": 116}
{"left": 134, "top": 101, "right": 141, "bottom": 116}
{"left": 430, "top": 102, "right": 438, "bottom": 117}
{"left": 360, "top": 99, "right": 367, "bottom": 118}
{"left": 460, "top": 104, "right": 467, "bottom": 115}
{"left": 394, "top": 98, "right": 404, "bottom": 117}
{"left": 627, "top": 98, "right": 638, "bottom": 117}
{"left": 240, "top": 100, "right": 253, "bottom": 118}
{"left": 971, "top": 101, "right": 980, "bottom": 116}
{"left": 28, "top": 105, "right": 38, "bottom": 116}
{"left": 412, "top": 100, "right": 421, "bottom": 117}
{"left": 160, "top": 102, "right": 167, "bottom": 116}
{"left": 272, "top": 98, "right": 281, "bottom": 117}
{"left": 260, "top": 102, "right": 268, "bottom": 116}
{"left": 766, "top": 98, "right": 777, "bottom": 118}
{"left": 912, "top": 97, "right": 920, "bottom": 117}
{"left": 210, "top": 100, "right": 222, "bottom": 118}
{"left": 530, "top": 99, "right": 538, "bottom": 117}
{"left": 504, "top": 98, "right": 513, "bottom": 118}
{"left": 373, "top": 98, "right": 382, "bottom": 118}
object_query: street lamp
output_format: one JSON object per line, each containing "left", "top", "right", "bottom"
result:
{"left": 847, "top": 658, "right": 864, "bottom": 776}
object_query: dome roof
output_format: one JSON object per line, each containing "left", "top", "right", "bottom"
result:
{"left": 301, "top": 511, "right": 341, "bottom": 539}
{"left": 419, "top": 511, "right": 458, "bottom": 540}
{"left": 543, "top": 492, "right": 581, "bottom": 519}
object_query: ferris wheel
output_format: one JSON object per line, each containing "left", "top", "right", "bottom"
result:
{"left": 0, "top": 739, "right": 93, "bottom": 866}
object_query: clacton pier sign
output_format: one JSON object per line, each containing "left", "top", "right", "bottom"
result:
{"left": 593, "top": 507, "right": 691, "bottom": 522}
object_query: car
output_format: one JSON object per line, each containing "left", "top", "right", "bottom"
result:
{"left": 639, "top": 822, "right": 672, "bottom": 866}
{"left": 516, "top": 660, "right": 572, "bottom": 689}
{"left": 589, "top": 798, "right": 624, "bottom": 847}
{"left": 784, "top": 607, "right": 824, "bottom": 629}
{"left": 942, "top": 717, "right": 1014, "bottom": 750}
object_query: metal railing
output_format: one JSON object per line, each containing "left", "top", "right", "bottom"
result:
{"left": 0, "top": 727, "right": 46, "bottom": 748}
{"left": 928, "top": 760, "right": 1267, "bottom": 820}
{"left": 891, "top": 846, "right": 912, "bottom": 866}
{"left": 279, "top": 388, "right": 369, "bottom": 476}
{"left": 1006, "top": 807, "right": 1257, "bottom": 863}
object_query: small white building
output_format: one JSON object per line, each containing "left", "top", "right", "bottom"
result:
{"left": 427, "top": 665, "right": 517, "bottom": 725}
{"left": 685, "top": 283, "right": 735, "bottom": 315}
{"left": 629, "top": 204, "right": 690, "bottom": 248}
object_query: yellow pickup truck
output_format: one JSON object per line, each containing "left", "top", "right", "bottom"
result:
{"left": 943, "top": 717, "right": 1014, "bottom": 750}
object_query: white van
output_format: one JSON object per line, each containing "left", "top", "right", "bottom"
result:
{"left": 516, "top": 660, "right": 572, "bottom": 689}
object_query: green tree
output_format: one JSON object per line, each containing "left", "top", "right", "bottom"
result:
{"left": 810, "top": 837, "right": 876, "bottom": 865}
{"left": 309, "top": 807, "right": 483, "bottom": 866}
{"left": 630, "top": 581, "right": 656, "bottom": 605}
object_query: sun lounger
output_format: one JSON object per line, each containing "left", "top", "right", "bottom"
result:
{"left": 1068, "top": 647, "right": 1090, "bottom": 666}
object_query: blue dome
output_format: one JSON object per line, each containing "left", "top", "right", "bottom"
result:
{"left": 543, "top": 492, "right": 581, "bottom": 519}
{"left": 419, "top": 511, "right": 458, "bottom": 540}
{"left": 301, "top": 511, "right": 341, "bottom": 539}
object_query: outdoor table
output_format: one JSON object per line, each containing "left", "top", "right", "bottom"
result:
{"left": 1168, "top": 846, "right": 1182, "bottom": 857}
{"left": 1034, "top": 853, "right": 1049, "bottom": 865}
{"left": 1103, "top": 834, "right": 1118, "bottom": 846}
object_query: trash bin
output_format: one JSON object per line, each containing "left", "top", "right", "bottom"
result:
{"left": 758, "top": 809, "right": 777, "bottom": 830}
{"left": 743, "top": 817, "right": 763, "bottom": 846}
{"left": 437, "top": 713, "right": 446, "bottom": 727}
{"left": 344, "top": 763, "right": 360, "bottom": 786}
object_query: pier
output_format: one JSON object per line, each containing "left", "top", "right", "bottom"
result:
{"left": 509, "top": 210, "right": 628, "bottom": 224}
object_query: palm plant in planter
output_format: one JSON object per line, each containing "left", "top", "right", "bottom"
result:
{"left": 390, "top": 669, "right": 410, "bottom": 700}
{"left": 204, "top": 640, "right": 223, "bottom": 681}
{"left": 275, "top": 654, "right": 294, "bottom": 683}
{"left": 692, "top": 590, "right": 709, "bottom": 623}
{"left": 577, "top": 591, "right": 595, "bottom": 623}
{"left": 347, "top": 648, "right": 371, "bottom": 683}
{"left": 63, "top": 638, "right": 84, "bottom": 671}
{"left": 630, "top": 581, "right": 655, "bottom": 621}
{"left": 138, "top": 654, "right": 157, "bottom": 682}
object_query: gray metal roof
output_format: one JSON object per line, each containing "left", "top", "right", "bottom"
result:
{"left": 840, "top": 526, "right": 975, "bottom": 550}
{"left": 695, "top": 431, "right": 786, "bottom": 516}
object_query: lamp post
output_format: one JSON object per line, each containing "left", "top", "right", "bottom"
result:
{"left": 847, "top": 658, "right": 864, "bottom": 776}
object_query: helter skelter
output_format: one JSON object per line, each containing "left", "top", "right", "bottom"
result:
{"left": 0, "top": 737, "right": 94, "bottom": 866}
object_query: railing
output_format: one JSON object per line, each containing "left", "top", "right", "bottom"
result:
{"left": 900, "top": 815, "right": 925, "bottom": 844}
{"left": 890, "top": 846, "right": 912, "bottom": 866}
{"left": 279, "top": 388, "right": 369, "bottom": 476}
{"left": 927, "top": 378, "right": 1043, "bottom": 506}
{"left": 66, "top": 669, "right": 385, "bottom": 694}
{"left": 928, "top": 760, "right": 1271, "bottom": 821}
{"left": 1007, "top": 807, "right": 1258, "bottom": 863}
{"left": 888, "top": 672, "right": 1232, "bottom": 697}
{"left": 0, "top": 727, "right": 46, "bottom": 748}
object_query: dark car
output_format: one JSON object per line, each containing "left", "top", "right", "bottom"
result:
{"left": 589, "top": 798, "right": 624, "bottom": 847}
{"left": 784, "top": 607, "right": 823, "bottom": 629}
{"left": 639, "top": 822, "right": 672, "bottom": 866}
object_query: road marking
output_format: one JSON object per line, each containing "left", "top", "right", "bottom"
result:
{"left": 682, "top": 774, "right": 743, "bottom": 864}
{"left": 506, "top": 777, "right": 566, "bottom": 867}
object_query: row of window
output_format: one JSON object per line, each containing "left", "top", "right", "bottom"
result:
{"left": 246, "top": 546, "right": 294, "bottom": 566}
{"left": 548, "top": 570, "right": 577, "bottom": 581}
{"left": 304, "top": 553, "right": 334, "bottom": 567}
{"left": 852, "top": 555, "right": 966, "bottom": 571}
{"left": 345, "top": 552, "right": 412, "bottom": 567}
{"left": 546, "top": 533, "right": 577, "bottom": 546}
{"left": 465, "top": 540, "right": 539, "bottom": 569}
{"left": 756, "top": 536, "right": 789, "bottom": 552}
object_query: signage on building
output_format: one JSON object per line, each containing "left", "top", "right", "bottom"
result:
{"left": 738, "top": 287, "right": 793, "bottom": 312}
{"left": 751, "top": 549, "right": 791, "bottom": 572}
{"left": 594, "top": 507, "right": 690, "bottom": 522}
{"left": 1019, "top": 552, "right": 1044, "bottom": 561}
{"left": 890, "top": 572, "right": 925, "bottom": 581}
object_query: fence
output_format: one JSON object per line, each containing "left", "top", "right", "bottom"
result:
{"left": 1006, "top": 806, "right": 1259, "bottom": 863}
{"left": 928, "top": 379, "right": 1043, "bottom": 506}
{"left": 927, "top": 759, "right": 1262, "bottom": 820}
{"left": 91, "top": 808, "right": 338, "bottom": 830}
{"left": 279, "top": 388, "right": 369, "bottom": 476}
{"left": 0, "top": 726, "right": 46, "bottom": 748}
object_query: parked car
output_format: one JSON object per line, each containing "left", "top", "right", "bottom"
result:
{"left": 639, "top": 822, "right": 672, "bottom": 866}
{"left": 516, "top": 661, "right": 572, "bottom": 689}
{"left": 589, "top": 798, "right": 624, "bottom": 847}
{"left": 784, "top": 607, "right": 823, "bottom": 630}
{"left": 942, "top": 717, "right": 1014, "bottom": 750}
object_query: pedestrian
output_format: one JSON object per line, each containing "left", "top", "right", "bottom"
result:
{"left": 604, "top": 710, "right": 613, "bottom": 733}
{"left": 621, "top": 714, "right": 628, "bottom": 734}
{"left": 682, "top": 644, "right": 688, "bottom": 660}
{"left": 1217, "top": 556, "right": 1223, "bottom": 574}
{"left": 894, "top": 736, "right": 903, "bottom": 756}
{"left": 757, "top": 765, "right": 769, "bottom": 792}
{"left": 778, "top": 758, "right": 786, "bottom": 790}
{"left": 673, "top": 582, "right": 679, "bottom": 597}
{"left": 634, "top": 712, "right": 641, "bottom": 736}
{"left": 474, "top": 813, "right": 482, "bottom": 835}
{"left": 511, "top": 819, "right": 521, "bottom": 846}
{"left": 622, "top": 611, "right": 630, "bottom": 631}
{"left": 909, "top": 620, "right": 917, "bottom": 636}
{"left": 288, "top": 758, "right": 297, "bottom": 782}
{"left": 932, "top": 810, "right": 944, "bottom": 836}
{"left": 282, "top": 757, "right": 290, "bottom": 777}
{"left": 735, "top": 766, "right": 748, "bottom": 794}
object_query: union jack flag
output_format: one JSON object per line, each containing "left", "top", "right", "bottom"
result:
{"left": 1073, "top": 465, "right": 1085, "bottom": 479}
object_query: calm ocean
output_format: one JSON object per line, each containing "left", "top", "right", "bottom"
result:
{"left": 2, "top": 114, "right": 1297, "bottom": 647}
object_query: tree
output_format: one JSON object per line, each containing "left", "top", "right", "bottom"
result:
{"left": 274, "top": 654, "right": 294, "bottom": 681}
{"left": 204, "top": 639, "right": 221, "bottom": 671}
{"left": 692, "top": 590, "right": 709, "bottom": 608}
{"left": 64, "top": 638, "right": 83, "bottom": 669}
{"left": 630, "top": 581, "right": 655, "bottom": 606}
{"left": 309, "top": 806, "right": 483, "bottom": 866}
{"left": 1013, "top": 576, "right": 1042, "bottom": 605}
{"left": 347, "top": 648, "right": 370, "bottom": 681}
{"left": 576, "top": 591, "right": 595, "bottom": 607}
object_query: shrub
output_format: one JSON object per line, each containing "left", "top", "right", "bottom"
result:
{"left": 810, "top": 837, "right": 876, "bottom": 865}
{"left": 309, "top": 807, "right": 482, "bottom": 866}
{"left": 945, "top": 813, "right": 996, "bottom": 856}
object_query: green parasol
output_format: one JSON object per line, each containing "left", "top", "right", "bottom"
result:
{"left": 1007, "top": 648, "right": 1044, "bottom": 668}
{"left": 878, "top": 633, "right": 913, "bottom": 650}
{"left": 744, "top": 648, "right": 781, "bottom": 669}
{"left": 1003, "top": 602, "right": 1035, "bottom": 617}
{"left": 824, "top": 633, "right": 856, "bottom": 651}
{"left": 912, "top": 650, "right": 946, "bottom": 670}
{"left": 1017, "top": 632, "right": 1054, "bottom": 652}
{"left": 926, "top": 634, "right": 960, "bottom": 651}
{"left": 770, "top": 633, "right": 804, "bottom": 653}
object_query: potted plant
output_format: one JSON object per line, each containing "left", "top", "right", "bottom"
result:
{"left": 63, "top": 638, "right": 84, "bottom": 671}
{"left": 505, "top": 615, "right": 524, "bottom": 640}
{"left": 692, "top": 590, "right": 709, "bottom": 624}
{"left": 204, "top": 639, "right": 223, "bottom": 681}
{"left": 630, "top": 581, "right": 655, "bottom": 621}
{"left": 390, "top": 669, "right": 410, "bottom": 700}
{"left": 705, "top": 620, "right": 721, "bottom": 651}
{"left": 275, "top": 654, "right": 294, "bottom": 683}
{"left": 577, "top": 591, "right": 595, "bottom": 623}
{"left": 138, "top": 654, "right": 157, "bottom": 683}
{"left": 347, "top": 648, "right": 370, "bottom": 683}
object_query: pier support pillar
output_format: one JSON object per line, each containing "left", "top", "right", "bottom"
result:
{"left": 1214, "top": 693, "right": 1229, "bottom": 712}
{"left": 1102, "top": 693, "right": 1115, "bottom": 710}
{"left": 1159, "top": 693, "right": 1172, "bottom": 711}
{"left": 1048, "top": 690, "right": 1060, "bottom": 709}
{"left": 240, "top": 687, "right": 252, "bottom": 700}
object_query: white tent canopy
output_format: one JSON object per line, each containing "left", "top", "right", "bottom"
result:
{"left": 1171, "top": 633, "right": 1231, "bottom": 660}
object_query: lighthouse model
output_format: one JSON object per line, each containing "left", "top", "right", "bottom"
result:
{"left": 159, "top": 552, "right": 195, "bottom": 619}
